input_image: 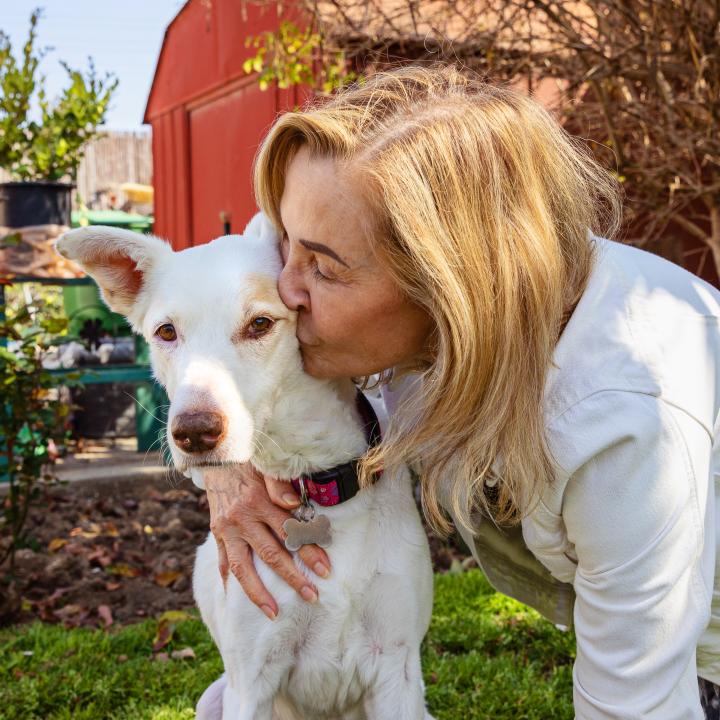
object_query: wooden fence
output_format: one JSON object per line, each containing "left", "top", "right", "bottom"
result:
{"left": 0, "top": 130, "right": 153, "bottom": 208}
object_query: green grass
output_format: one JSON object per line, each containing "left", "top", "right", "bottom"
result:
{"left": 0, "top": 570, "right": 575, "bottom": 719}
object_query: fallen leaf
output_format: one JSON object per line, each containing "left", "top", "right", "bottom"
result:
{"left": 69, "top": 523, "right": 101, "bottom": 539}
{"left": 48, "top": 538, "right": 67, "bottom": 552}
{"left": 105, "top": 581, "right": 122, "bottom": 591}
{"left": 45, "top": 587, "right": 69, "bottom": 605}
{"left": 171, "top": 647, "right": 195, "bottom": 660}
{"left": 152, "top": 620, "right": 174, "bottom": 651}
{"left": 117, "top": 654, "right": 128, "bottom": 663}
{"left": 153, "top": 571, "right": 183, "bottom": 588}
{"left": 103, "top": 522, "right": 120, "bottom": 537}
{"left": 152, "top": 610, "right": 193, "bottom": 652}
{"left": 54, "top": 604, "right": 85, "bottom": 623}
{"left": 157, "top": 610, "right": 193, "bottom": 624}
{"left": 98, "top": 605, "right": 113, "bottom": 627}
{"left": 106, "top": 563, "right": 141, "bottom": 578}
{"left": 86, "top": 547, "right": 115, "bottom": 567}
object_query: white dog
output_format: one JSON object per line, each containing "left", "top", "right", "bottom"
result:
{"left": 56, "top": 213, "right": 435, "bottom": 720}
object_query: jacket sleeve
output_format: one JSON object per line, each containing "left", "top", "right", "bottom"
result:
{"left": 557, "top": 390, "right": 713, "bottom": 719}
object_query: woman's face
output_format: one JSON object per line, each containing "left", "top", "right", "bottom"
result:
{"left": 277, "top": 146, "right": 433, "bottom": 379}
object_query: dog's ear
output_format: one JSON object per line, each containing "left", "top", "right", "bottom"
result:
{"left": 55, "top": 226, "right": 172, "bottom": 317}
{"left": 243, "top": 211, "right": 280, "bottom": 245}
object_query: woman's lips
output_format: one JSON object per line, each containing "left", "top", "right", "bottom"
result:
{"left": 297, "top": 333, "right": 319, "bottom": 348}
{"left": 295, "top": 329, "right": 317, "bottom": 347}
{"left": 296, "top": 318, "right": 318, "bottom": 347}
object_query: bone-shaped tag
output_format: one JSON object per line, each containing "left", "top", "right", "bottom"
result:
{"left": 283, "top": 514, "right": 332, "bottom": 551}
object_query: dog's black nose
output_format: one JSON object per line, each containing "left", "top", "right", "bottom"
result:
{"left": 171, "top": 411, "right": 226, "bottom": 453}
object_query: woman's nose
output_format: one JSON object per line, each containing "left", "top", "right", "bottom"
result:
{"left": 278, "top": 265, "right": 310, "bottom": 312}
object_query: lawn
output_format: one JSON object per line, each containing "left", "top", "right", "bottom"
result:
{"left": 0, "top": 570, "right": 575, "bottom": 719}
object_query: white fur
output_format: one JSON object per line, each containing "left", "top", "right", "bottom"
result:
{"left": 56, "top": 214, "right": 435, "bottom": 719}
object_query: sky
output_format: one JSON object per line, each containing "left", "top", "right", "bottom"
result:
{"left": 1, "top": 0, "right": 187, "bottom": 131}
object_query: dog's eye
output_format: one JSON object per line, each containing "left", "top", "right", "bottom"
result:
{"left": 247, "top": 316, "right": 274, "bottom": 338}
{"left": 155, "top": 323, "right": 177, "bottom": 342}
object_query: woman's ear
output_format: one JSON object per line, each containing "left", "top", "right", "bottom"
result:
{"left": 55, "top": 226, "right": 172, "bottom": 317}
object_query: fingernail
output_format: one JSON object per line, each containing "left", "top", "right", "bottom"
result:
{"left": 261, "top": 604, "right": 277, "bottom": 621}
{"left": 282, "top": 493, "right": 300, "bottom": 506}
{"left": 300, "top": 586, "right": 318, "bottom": 603}
{"left": 314, "top": 562, "right": 330, "bottom": 578}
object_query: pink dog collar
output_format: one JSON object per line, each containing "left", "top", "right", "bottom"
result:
{"left": 290, "top": 391, "right": 381, "bottom": 507}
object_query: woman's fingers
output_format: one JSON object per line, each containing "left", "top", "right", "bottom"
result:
{"left": 261, "top": 502, "right": 331, "bottom": 580}
{"left": 221, "top": 527, "right": 279, "bottom": 620}
{"left": 215, "top": 534, "right": 229, "bottom": 587}
{"left": 297, "top": 544, "right": 331, "bottom": 579}
{"left": 235, "top": 505, "right": 321, "bottom": 602}
{"left": 204, "top": 464, "right": 326, "bottom": 612}
{"left": 217, "top": 498, "right": 319, "bottom": 604}
{"left": 263, "top": 475, "right": 333, "bottom": 578}
{"left": 264, "top": 474, "right": 300, "bottom": 508}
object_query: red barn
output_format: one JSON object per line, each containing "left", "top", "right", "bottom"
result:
{"left": 144, "top": 0, "right": 311, "bottom": 249}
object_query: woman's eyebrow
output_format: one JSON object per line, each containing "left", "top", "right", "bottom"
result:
{"left": 299, "top": 239, "right": 350, "bottom": 268}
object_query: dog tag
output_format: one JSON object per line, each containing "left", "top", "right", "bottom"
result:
{"left": 282, "top": 476, "right": 332, "bottom": 551}
{"left": 283, "top": 513, "right": 332, "bottom": 551}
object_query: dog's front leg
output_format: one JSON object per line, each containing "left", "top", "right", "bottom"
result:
{"left": 362, "top": 646, "right": 435, "bottom": 720}
{"left": 221, "top": 679, "right": 274, "bottom": 720}
{"left": 222, "top": 632, "right": 299, "bottom": 720}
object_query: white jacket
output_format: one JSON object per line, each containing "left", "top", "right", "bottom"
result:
{"left": 381, "top": 235, "right": 720, "bottom": 719}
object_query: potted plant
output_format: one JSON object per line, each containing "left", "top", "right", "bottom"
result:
{"left": 0, "top": 9, "right": 118, "bottom": 228}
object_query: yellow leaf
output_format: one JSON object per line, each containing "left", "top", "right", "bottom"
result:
{"left": 158, "top": 610, "right": 193, "bottom": 624}
{"left": 153, "top": 571, "right": 183, "bottom": 588}
{"left": 106, "top": 563, "right": 141, "bottom": 578}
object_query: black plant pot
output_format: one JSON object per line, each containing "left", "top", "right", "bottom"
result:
{"left": 0, "top": 181, "right": 74, "bottom": 227}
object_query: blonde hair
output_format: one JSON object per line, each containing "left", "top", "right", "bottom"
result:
{"left": 254, "top": 65, "right": 622, "bottom": 534}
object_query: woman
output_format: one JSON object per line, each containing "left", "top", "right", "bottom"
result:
{"left": 202, "top": 65, "right": 720, "bottom": 718}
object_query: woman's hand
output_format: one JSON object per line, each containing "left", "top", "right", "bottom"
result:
{"left": 202, "top": 464, "right": 331, "bottom": 620}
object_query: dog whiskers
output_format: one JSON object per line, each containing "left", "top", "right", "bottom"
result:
{"left": 253, "top": 428, "right": 284, "bottom": 454}
{"left": 124, "top": 390, "right": 166, "bottom": 424}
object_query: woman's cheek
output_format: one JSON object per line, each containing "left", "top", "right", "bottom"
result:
{"left": 317, "top": 291, "right": 351, "bottom": 343}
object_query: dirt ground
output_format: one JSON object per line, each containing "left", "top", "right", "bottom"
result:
{"left": 1, "top": 478, "right": 470, "bottom": 629}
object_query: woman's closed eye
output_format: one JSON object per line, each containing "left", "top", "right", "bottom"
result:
{"left": 311, "top": 257, "right": 335, "bottom": 282}
{"left": 281, "top": 231, "right": 343, "bottom": 283}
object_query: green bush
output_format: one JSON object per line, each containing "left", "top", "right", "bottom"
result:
{"left": 0, "top": 8, "right": 118, "bottom": 182}
{"left": 0, "top": 281, "right": 76, "bottom": 568}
